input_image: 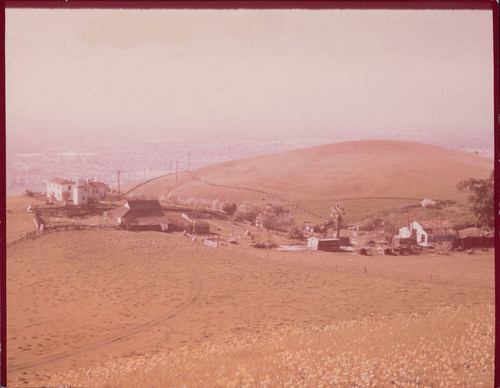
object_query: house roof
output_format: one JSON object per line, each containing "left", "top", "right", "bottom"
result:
{"left": 87, "top": 181, "right": 109, "bottom": 189}
{"left": 48, "top": 178, "right": 75, "bottom": 185}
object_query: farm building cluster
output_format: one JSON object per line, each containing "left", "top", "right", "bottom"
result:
{"left": 105, "top": 200, "right": 210, "bottom": 234}
{"left": 283, "top": 218, "right": 493, "bottom": 254}
{"left": 38, "top": 177, "right": 493, "bottom": 254}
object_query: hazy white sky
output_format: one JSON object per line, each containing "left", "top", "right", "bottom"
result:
{"left": 6, "top": 8, "right": 494, "bottom": 141}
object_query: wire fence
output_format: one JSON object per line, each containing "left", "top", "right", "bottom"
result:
{"left": 7, "top": 223, "right": 119, "bottom": 248}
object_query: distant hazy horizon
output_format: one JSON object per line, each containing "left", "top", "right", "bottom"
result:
{"left": 6, "top": 8, "right": 495, "bottom": 145}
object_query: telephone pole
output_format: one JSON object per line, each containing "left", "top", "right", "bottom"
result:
{"left": 117, "top": 170, "right": 121, "bottom": 196}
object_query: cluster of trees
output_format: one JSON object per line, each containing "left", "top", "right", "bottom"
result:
{"left": 457, "top": 171, "right": 494, "bottom": 229}
{"left": 234, "top": 202, "right": 295, "bottom": 233}
{"left": 161, "top": 192, "right": 238, "bottom": 213}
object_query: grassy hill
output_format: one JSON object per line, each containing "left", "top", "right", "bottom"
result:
{"left": 127, "top": 140, "right": 493, "bottom": 225}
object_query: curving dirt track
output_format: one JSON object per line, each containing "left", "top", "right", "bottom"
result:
{"left": 9, "top": 255, "right": 205, "bottom": 374}
{"left": 7, "top": 230, "right": 207, "bottom": 386}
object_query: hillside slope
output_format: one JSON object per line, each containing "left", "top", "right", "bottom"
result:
{"left": 128, "top": 140, "right": 493, "bottom": 222}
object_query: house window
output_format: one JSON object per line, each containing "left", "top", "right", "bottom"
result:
{"left": 421, "top": 235, "right": 426, "bottom": 242}
{"left": 68, "top": 186, "right": 71, "bottom": 190}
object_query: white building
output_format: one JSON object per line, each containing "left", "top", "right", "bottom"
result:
{"left": 73, "top": 178, "right": 110, "bottom": 206}
{"left": 46, "top": 178, "right": 76, "bottom": 201}
{"left": 47, "top": 177, "right": 110, "bottom": 205}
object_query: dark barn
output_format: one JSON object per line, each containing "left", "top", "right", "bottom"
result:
{"left": 107, "top": 200, "right": 171, "bottom": 231}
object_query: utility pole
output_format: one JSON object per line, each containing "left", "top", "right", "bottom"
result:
{"left": 175, "top": 160, "right": 178, "bottom": 182}
{"left": 117, "top": 170, "right": 121, "bottom": 196}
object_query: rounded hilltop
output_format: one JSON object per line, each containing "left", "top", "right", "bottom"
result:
{"left": 128, "top": 140, "right": 492, "bottom": 223}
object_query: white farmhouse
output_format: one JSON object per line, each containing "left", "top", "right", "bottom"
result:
{"left": 47, "top": 177, "right": 110, "bottom": 205}
{"left": 46, "top": 178, "right": 76, "bottom": 201}
{"left": 73, "top": 178, "right": 110, "bottom": 205}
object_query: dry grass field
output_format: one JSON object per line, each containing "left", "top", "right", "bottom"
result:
{"left": 48, "top": 303, "right": 493, "bottom": 388}
{"left": 7, "top": 226, "right": 494, "bottom": 387}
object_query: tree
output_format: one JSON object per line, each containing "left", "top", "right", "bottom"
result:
{"left": 255, "top": 203, "right": 295, "bottom": 232}
{"left": 330, "top": 202, "right": 345, "bottom": 237}
{"left": 287, "top": 226, "right": 304, "bottom": 241}
{"left": 234, "top": 202, "right": 262, "bottom": 223}
{"left": 222, "top": 202, "right": 238, "bottom": 216}
{"left": 457, "top": 171, "right": 494, "bottom": 228}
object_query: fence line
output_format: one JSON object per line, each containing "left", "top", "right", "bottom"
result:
{"left": 7, "top": 231, "right": 40, "bottom": 248}
{"left": 6, "top": 224, "right": 119, "bottom": 248}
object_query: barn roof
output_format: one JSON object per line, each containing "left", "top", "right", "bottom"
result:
{"left": 417, "top": 220, "right": 457, "bottom": 235}
{"left": 107, "top": 206, "right": 129, "bottom": 219}
{"left": 125, "top": 200, "right": 162, "bottom": 210}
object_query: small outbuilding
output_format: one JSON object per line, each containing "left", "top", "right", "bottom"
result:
{"left": 307, "top": 237, "right": 341, "bottom": 252}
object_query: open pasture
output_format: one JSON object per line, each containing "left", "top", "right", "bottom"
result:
{"left": 7, "top": 229, "right": 494, "bottom": 387}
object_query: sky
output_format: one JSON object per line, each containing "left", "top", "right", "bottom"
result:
{"left": 5, "top": 8, "right": 495, "bottom": 142}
